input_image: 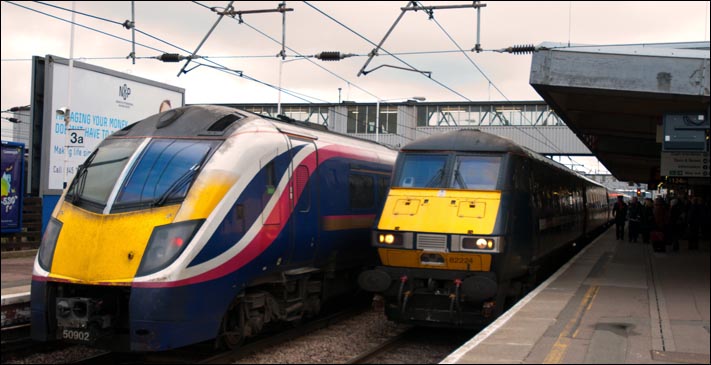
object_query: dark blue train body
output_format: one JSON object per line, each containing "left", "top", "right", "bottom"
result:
{"left": 32, "top": 106, "right": 396, "bottom": 350}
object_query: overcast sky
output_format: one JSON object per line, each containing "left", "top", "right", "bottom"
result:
{"left": 2, "top": 1, "right": 709, "bottom": 111}
{"left": 1, "top": 1, "right": 709, "bottom": 177}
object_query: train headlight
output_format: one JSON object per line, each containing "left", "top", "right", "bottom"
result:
{"left": 375, "top": 232, "right": 403, "bottom": 247}
{"left": 460, "top": 236, "right": 500, "bottom": 252}
{"left": 378, "top": 234, "right": 397, "bottom": 244}
{"left": 38, "top": 218, "right": 63, "bottom": 271}
{"left": 136, "top": 219, "right": 204, "bottom": 277}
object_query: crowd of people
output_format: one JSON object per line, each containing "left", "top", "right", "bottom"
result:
{"left": 612, "top": 194, "right": 708, "bottom": 252}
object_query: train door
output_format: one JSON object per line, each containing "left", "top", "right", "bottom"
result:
{"left": 287, "top": 136, "right": 319, "bottom": 265}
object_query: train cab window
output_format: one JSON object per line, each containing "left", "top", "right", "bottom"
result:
{"left": 114, "top": 139, "right": 219, "bottom": 208}
{"left": 394, "top": 154, "right": 448, "bottom": 188}
{"left": 451, "top": 155, "right": 501, "bottom": 190}
{"left": 349, "top": 174, "right": 375, "bottom": 209}
{"left": 66, "top": 138, "right": 142, "bottom": 209}
{"left": 265, "top": 161, "right": 276, "bottom": 195}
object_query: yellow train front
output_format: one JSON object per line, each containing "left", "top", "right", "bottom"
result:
{"left": 358, "top": 129, "right": 609, "bottom": 328}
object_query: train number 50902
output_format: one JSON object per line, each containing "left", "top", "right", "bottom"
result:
{"left": 62, "top": 329, "right": 90, "bottom": 341}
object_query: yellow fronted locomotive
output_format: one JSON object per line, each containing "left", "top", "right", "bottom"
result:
{"left": 358, "top": 129, "right": 609, "bottom": 327}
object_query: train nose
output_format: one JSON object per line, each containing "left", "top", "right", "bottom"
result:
{"left": 358, "top": 269, "right": 392, "bottom": 292}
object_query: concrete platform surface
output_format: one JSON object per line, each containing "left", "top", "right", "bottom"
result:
{"left": 1, "top": 254, "right": 34, "bottom": 296}
{"left": 442, "top": 227, "right": 710, "bottom": 364}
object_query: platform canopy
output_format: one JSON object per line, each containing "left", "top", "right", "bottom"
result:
{"left": 530, "top": 42, "right": 710, "bottom": 183}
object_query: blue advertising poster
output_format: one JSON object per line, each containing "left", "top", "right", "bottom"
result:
{"left": 1, "top": 141, "right": 25, "bottom": 233}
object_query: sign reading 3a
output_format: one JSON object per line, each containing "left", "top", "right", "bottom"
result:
{"left": 67, "top": 128, "right": 85, "bottom": 147}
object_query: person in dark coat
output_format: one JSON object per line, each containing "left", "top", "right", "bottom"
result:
{"left": 668, "top": 198, "right": 683, "bottom": 252}
{"left": 612, "top": 195, "right": 628, "bottom": 240}
{"left": 627, "top": 197, "right": 642, "bottom": 242}
{"left": 687, "top": 197, "right": 704, "bottom": 250}
{"left": 652, "top": 197, "right": 668, "bottom": 252}
{"left": 640, "top": 198, "right": 654, "bottom": 244}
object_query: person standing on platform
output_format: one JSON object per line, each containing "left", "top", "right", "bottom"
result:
{"left": 641, "top": 198, "right": 654, "bottom": 244}
{"left": 627, "top": 196, "right": 642, "bottom": 242}
{"left": 686, "top": 197, "right": 704, "bottom": 250}
{"left": 612, "top": 195, "right": 628, "bottom": 241}
{"left": 668, "top": 198, "right": 683, "bottom": 252}
{"left": 652, "top": 197, "right": 668, "bottom": 252}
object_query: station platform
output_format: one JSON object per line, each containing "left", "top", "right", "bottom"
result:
{"left": 1, "top": 250, "right": 35, "bottom": 296}
{"left": 1, "top": 250, "right": 34, "bottom": 329}
{"left": 442, "top": 227, "right": 710, "bottom": 364}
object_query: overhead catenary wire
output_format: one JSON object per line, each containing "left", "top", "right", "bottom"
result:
{"left": 1, "top": 50, "right": 487, "bottom": 63}
{"left": 191, "top": 1, "right": 426, "bottom": 138}
{"left": 412, "top": 4, "right": 592, "bottom": 170}
{"left": 418, "top": 6, "right": 565, "bottom": 155}
{"left": 8, "top": 1, "right": 343, "bottom": 109}
{"left": 177, "top": 0, "right": 235, "bottom": 77}
{"left": 5, "top": 1, "right": 588, "bottom": 161}
{"left": 6, "top": 1, "right": 334, "bottom": 107}
{"left": 2, "top": 3, "right": 547, "bottom": 152}
{"left": 302, "top": 1, "right": 472, "bottom": 102}
{"left": 5, "top": 1, "right": 166, "bottom": 54}
{"left": 191, "top": 1, "right": 384, "bottom": 112}
{"left": 213, "top": 6, "right": 381, "bottom": 101}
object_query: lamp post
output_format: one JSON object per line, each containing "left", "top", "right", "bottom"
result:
{"left": 375, "top": 96, "right": 425, "bottom": 143}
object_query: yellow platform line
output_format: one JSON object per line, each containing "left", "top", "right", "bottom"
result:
{"left": 544, "top": 285, "right": 600, "bottom": 364}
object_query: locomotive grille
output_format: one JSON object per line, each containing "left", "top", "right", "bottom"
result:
{"left": 417, "top": 234, "right": 447, "bottom": 252}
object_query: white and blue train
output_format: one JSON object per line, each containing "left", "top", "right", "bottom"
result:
{"left": 32, "top": 105, "right": 396, "bottom": 351}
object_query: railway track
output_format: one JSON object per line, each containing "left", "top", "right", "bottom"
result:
{"left": 199, "top": 304, "right": 369, "bottom": 364}
{"left": 346, "top": 327, "right": 414, "bottom": 364}
{"left": 61, "top": 303, "right": 370, "bottom": 364}
{"left": 347, "top": 327, "right": 475, "bottom": 364}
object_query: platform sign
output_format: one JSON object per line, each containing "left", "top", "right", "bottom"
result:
{"left": 67, "top": 128, "right": 85, "bottom": 148}
{"left": 660, "top": 151, "right": 709, "bottom": 177}
{"left": 1, "top": 141, "right": 25, "bottom": 233}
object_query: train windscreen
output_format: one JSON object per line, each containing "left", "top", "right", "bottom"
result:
{"left": 393, "top": 153, "right": 501, "bottom": 190}
{"left": 451, "top": 155, "right": 501, "bottom": 190}
{"left": 395, "top": 154, "right": 448, "bottom": 188}
{"left": 66, "top": 138, "right": 219, "bottom": 212}
{"left": 114, "top": 139, "right": 219, "bottom": 208}
{"left": 66, "top": 138, "right": 142, "bottom": 207}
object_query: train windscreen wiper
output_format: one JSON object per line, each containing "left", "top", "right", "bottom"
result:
{"left": 454, "top": 169, "right": 467, "bottom": 189}
{"left": 67, "top": 149, "right": 99, "bottom": 203}
{"left": 425, "top": 168, "right": 444, "bottom": 188}
{"left": 152, "top": 148, "right": 211, "bottom": 207}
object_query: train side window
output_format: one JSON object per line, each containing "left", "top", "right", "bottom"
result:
{"left": 233, "top": 204, "right": 245, "bottom": 233}
{"left": 265, "top": 161, "right": 276, "bottom": 195}
{"left": 378, "top": 176, "right": 390, "bottom": 205}
{"left": 349, "top": 174, "right": 374, "bottom": 209}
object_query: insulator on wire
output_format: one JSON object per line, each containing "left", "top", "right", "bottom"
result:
{"left": 157, "top": 53, "right": 186, "bottom": 62}
{"left": 504, "top": 44, "right": 536, "bottom": 55}
{"left": 315, "top": 51, "right": 344, "bottom": 61}
{"left": 315, "top": 51, "right": 356, "bottom": 61}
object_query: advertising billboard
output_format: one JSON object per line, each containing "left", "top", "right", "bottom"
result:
{"left": 39, "top": 55, "right": 185, "bottom": 195}
{"left": 1, "top": 141, "right": 25, "bottom": 233}
{"left": 32, "top": 55, "right": 185, "bottom": 232}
